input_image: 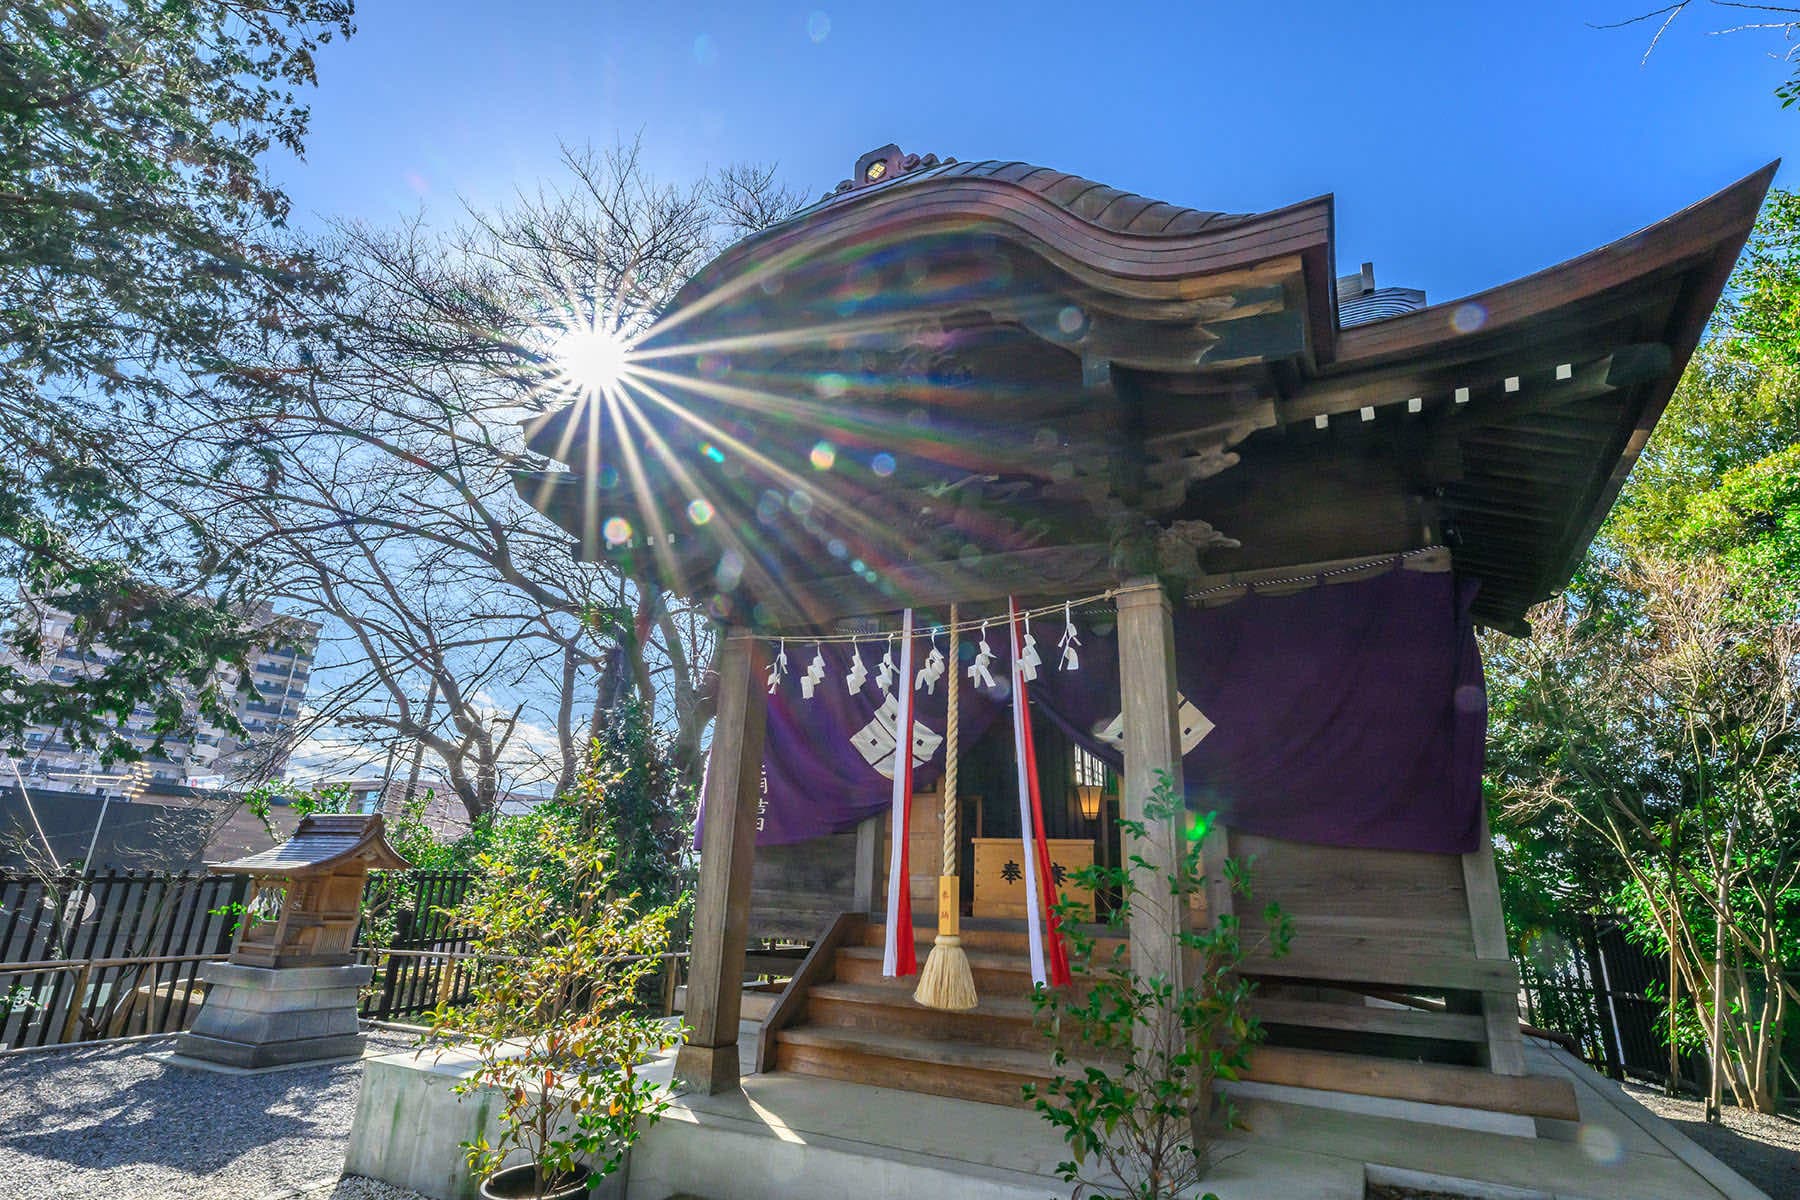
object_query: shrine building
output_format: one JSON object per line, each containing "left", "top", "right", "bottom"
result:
{"left": 516, "top": 148, "right": 1772, "bottom": 1134}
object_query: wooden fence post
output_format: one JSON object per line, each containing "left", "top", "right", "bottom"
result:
{"left": 58, "top": 961, "right": 91, "bottom": 1045}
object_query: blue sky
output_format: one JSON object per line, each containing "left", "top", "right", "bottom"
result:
{"left": 278, "top": 1, "right": 1792, "bottom": 319}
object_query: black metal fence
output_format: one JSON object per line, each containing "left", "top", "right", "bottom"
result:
{"left": 1517, "top": 912, "right": 1732, "bottom": 1096}
{"left": 356, "top": 869, "right": 479, "bottom": 1023}
{"left": 0, "top": 867, "right": 480, "bottom": 1050}
{"left": 0, "top": 870, "right": 249, "bottom": 1050}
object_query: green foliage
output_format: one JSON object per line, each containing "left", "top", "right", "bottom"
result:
{"left": 1606, "top": 191, "right": 1800, "bottom": 611}
{"left": 0, "top": 0, "right": 352, "bottom": 762}
{"left": 429, "top": 754, "right": 681, "bottom": 1197}
{"left": 1485, "top": 557, "right": 1799, "bottom": 1110}
{"left": 387, "top": 789, "right": 498, "bottom": 873}
{"left": 1025, "top": 771, "right": 1289, "bottom": 1200}
{"left": 454, "top": 705, "right": 695, "bottom": 925}
{"left": 1613, "top": 868, "right": 1800, "bottom": 1063}
{"left": 1723, "top": 189, "right": 1800, "bottom": 370}
{"left": 1482, "top": 598, "right": 1649, "bottom": 939}
{"left": 582, "top": 701, "right": 695, "bottom": 918}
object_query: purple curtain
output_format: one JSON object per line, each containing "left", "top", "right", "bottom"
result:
{"left": 1029, "top": 569, "right": 1486, "bottom": 854}
{"left": 709, "top": 565, "right": 1485, "bottom": 855}
{"left": 748, "top": 640, "right": 1009, "bottom": 844}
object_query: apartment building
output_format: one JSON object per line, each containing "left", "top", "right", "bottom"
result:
{"left": 5, "top": 603, "right": 320, "bottom": 794}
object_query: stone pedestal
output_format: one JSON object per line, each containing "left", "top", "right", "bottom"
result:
{"left": 174, "top": 961, "right": 372, "bottom": 1069}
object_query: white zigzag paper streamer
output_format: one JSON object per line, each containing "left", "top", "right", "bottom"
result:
{"left": 1057, "top": 603, "right": 1080, "bottom": 671}
{"left": 968, "top": 623, "right": 996, "bottom": 689}
{"left": 875, "top": 637, "right": 896, "bottom": 692}
{"left": 1020, "top": 616, "right": 1041, "bottom": 681}
{"left": 915, "top": 639, "right": 946, "bottom": 694}
{"left": 767, "top": 640, "right": 789, "bottom": 694}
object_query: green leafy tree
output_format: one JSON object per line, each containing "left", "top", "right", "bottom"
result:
{"left": 1487, "top": 559, "right": 1799, "bottom": 1112}
{"left": 1026, "top": 772, "right": 1290, "bottom": 1199}
{"left": 430, "top": 755, "right": 681, "bottom": 1199}
{"left": 582, "top": 701, "right": 695, "bottom": 918}
{"left": 0, "top": 0, "right": 353, "bottom": 763}
{"left": 1608, "top": 191, "right": 1800, "bottom": 608}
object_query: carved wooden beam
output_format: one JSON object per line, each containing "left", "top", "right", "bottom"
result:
{"left": 1283, "top": 346, "right": 1671, "bottom": 435}
{"left": 756, "top": 542, "right": 1121, "bottom": 631}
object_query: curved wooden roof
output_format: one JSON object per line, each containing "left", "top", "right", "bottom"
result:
{"left": 804, "top": 156, "right": 1251, "bottom": 237}
{"left": 658, "top": 152, "right": 1339, "bottom": 356}
{"left": 518, "top": 150, "right": 1775, "bottom": 634}
{"left": 211, "top": 813, "right": 408, "bottom": 875}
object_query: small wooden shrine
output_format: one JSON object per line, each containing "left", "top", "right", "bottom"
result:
{"left": 517, "top": 147, "right": 1771, "bottom": 1127}
{"left": 173, "top": 813, "right": 407, "bottom": 1069}
{"left": 212, "top": 813, "right": 408, "bottom": 968}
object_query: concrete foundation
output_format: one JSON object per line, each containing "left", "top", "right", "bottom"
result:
{"left": 345, "top": 1026, "right": 1771, "bottom": 1200}
{"left": 172, "top": 961, "right": 371, "bottom": 1070}
{"left": 345, "top": 1037, "right": 628, "bottom": 1200}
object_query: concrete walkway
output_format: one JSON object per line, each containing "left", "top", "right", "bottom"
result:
{"left": 623, "top": 1033, "right": 1769, "bottom": 1200}
{"left": 347, "top": 1023, "right": 1772, "bottom": 1200}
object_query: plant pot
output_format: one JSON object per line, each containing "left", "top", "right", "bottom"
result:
{"left": 478, "top": 1162, "right": 593, "bottom": 1200}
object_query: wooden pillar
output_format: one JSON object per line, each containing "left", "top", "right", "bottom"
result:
{"left": 1115, "top": 579, "right": 1186, "bottom": 1032}
{"left": 852, "top": 813, "right": 881, "bottom": 918}
{"left": 1461, "top": 809, "right": 1528, "bottom": 1077}
{"left": 674, "top": 629, "right": 769, "bottom": 1094}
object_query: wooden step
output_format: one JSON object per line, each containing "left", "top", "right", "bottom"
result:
{"left": 810, "top": 974, "right": 1487, "bottom": 1050}
{"left": 774, "top": 1023, "right": 1579, "bottom": 1121}
{"left": 1243, "top": 1045, "right": 1580, "bottom": 1122}
{"left": 1241, "top": 943, "right": 1518, "bottom": 993}
{"left": 773, "top": 1025, "right": 1048, "bottom": 1108}
{"left": 830, "top": 945, "right": 1111, "bottom": 1004}
{"left": 805, "top": 981, "right": 1050, "bottom": 1051}
{"left": 1251, "top": 997, "right": 1488, "bottom": 1043}
{"left": 834, "top": 944, "right": 1042, "bottom": 993}
{"left": 865, "top": 925, "right": 1515, "bottom": 1000}
{"left": 863, "top": 920, "right": 1127, "bottom": 957}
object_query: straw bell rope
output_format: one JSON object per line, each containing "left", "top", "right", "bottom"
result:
{"left": 942, "top": 613, "right": 959, "bottom": 881}
{"left": 914, "top": 604, "right": 977, "bottom": 1011}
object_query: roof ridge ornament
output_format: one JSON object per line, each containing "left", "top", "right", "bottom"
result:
{"left": 831, "top": 144, "right": 955, "bottom": 198}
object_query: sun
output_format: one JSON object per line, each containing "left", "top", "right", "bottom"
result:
{"left": 552, "top": 323, "right": 632, "bottom": 395}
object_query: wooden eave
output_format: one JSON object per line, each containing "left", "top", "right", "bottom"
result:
{"left": 660, "top": 179, "right": 1337, "bottom": 339}
{"left": 1241, "top": 161, "right": 1775, "bottom": 627}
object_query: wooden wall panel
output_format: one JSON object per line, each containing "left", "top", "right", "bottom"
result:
{"left": 750, "top": 831, "right": 860, "bottom": 941}
{"left": 1230, "top": 832, "right": 1474, "bottom": 960}
{"left": 879, "top": 781, "right": 944, "bottom": 923}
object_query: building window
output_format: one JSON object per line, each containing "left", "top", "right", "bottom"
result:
{"left": 1072, "top": 746, "right": 1107, "bottom": 789}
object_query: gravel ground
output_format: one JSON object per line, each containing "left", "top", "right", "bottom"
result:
{"left": 287, "top": 1175, "right": 430, "bottom": 1200}
{"left": 1622, "top": 1081, "right": 1800, "bottom": 1200}
{"left": 0, "top": 1030, "right": 421, "bottom": 1200}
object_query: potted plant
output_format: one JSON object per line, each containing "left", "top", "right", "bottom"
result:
{"left": 430, "top": 762, "right": 682, "bottom": 1199}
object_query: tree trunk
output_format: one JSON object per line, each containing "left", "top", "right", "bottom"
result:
{"left": 1706, "top": 823, "right": 1735, "bottom": 1122}
{"left": 1667, "top": 925, "right": 1682, "bottom": 1094}
{"left": 1666, "top": 835, "right": 1682, "bottom": 1096}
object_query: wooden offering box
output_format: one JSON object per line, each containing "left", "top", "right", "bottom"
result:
{"left": 972, "top": 837, "right": 1094, "bottom": 921}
